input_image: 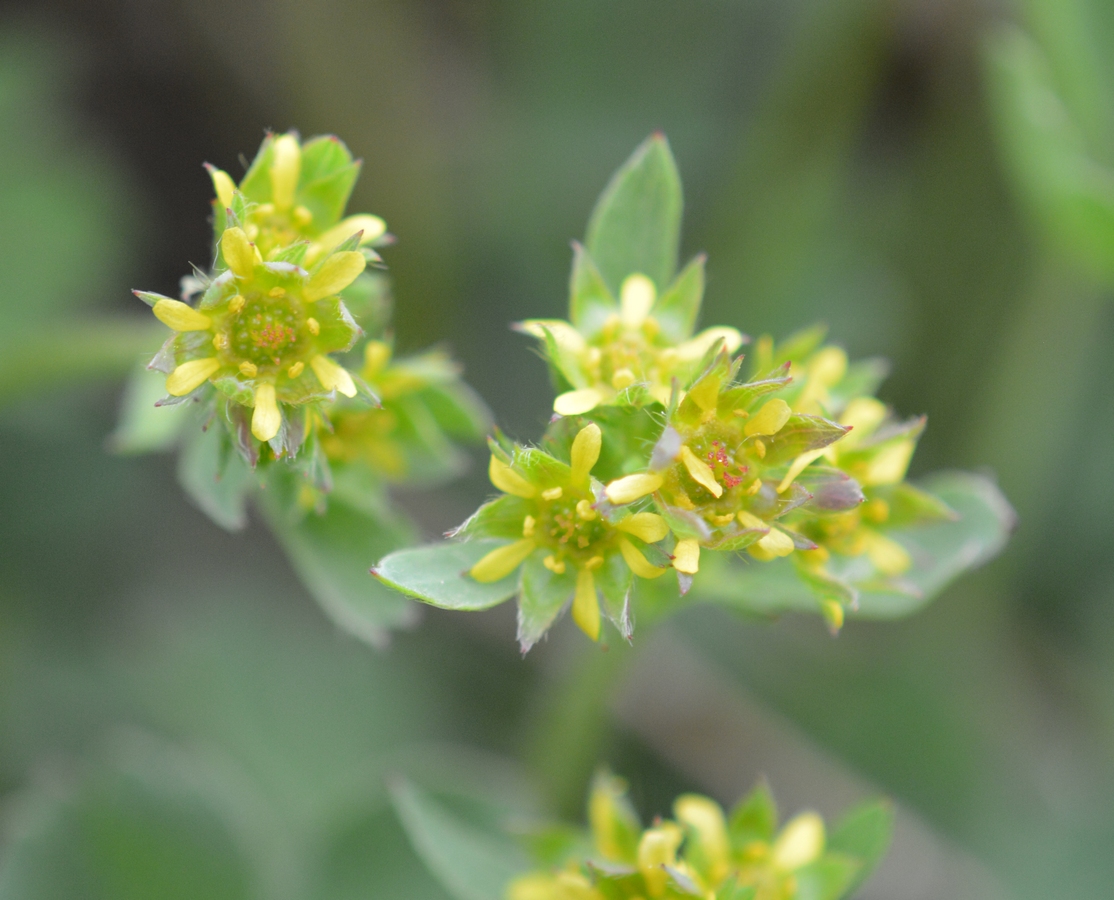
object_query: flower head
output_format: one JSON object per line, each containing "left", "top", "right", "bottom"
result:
{"left": 508, "top": 773, "right": 868, "bottom": 900}
{"left": 519, "top": 252, "right": 744, "bottom": 416}
{"left": 205, "top": 131, "right": 388, "bottom": 264}
{"left": 454, "top": 423, "right": 672, "bottom": 648}
{"left": 140, "top": 225, "right": 366, "bottom": 450}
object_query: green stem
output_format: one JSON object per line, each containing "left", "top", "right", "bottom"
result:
{"left": 0, "top": 319, "right": 164, "bottom": 407}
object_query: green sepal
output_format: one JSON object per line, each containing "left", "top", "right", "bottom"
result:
{"left": 236, "top": 133, "right": 278, "bottom": 203}
{"left": 450, "top": 494, "right": 533, "bottom": 540}
{"left": 132, "top": 289, "right": 172, "bottom": 308}
{"left": 177, "top": 419, "right": 253, "bottom": 531}
{"left": 675, "top": 349, "right": 736, "bottom": 427}
{"left": 514, "top": 446, "right": 572, "bottom": 487}
{"left": 827, "top": 798, "right": 894, "bottom": 896}
{"left": 620, "top": 531, "right": 671, "bottom": 570}
{"left": 585, "top": 133, "right": 683, "bottom": 296}
{"left": 718, "top": 364, "right": 793, "bottom": 414}
{"left": 587, "top": 770, "right": 642, "bottom": 865}
{"left": 518, "top": 552, "right": 575, "bottom": 652}
{"left": 373, "top": 539, "right": 520, "bottom": 611}
{"left": 522, "top": 319, "right": 586, "bottom": 390}
{"left": 110, "top": 363, "right": 191, "bottom": 454}
{"left": 764, "top": 324, "right": 828, "bottom": 373}
{"left": 261, "top": 488, "right": 418, "bottom": 646}
{"left": 594, "top": 551, "right": 634, "bottom": 639}
{"left": 312, "top": 296, "right": 362, "bottom": 353}
{"left": 652, "top": 253, "right": 705, "bottom": 342}
{"left": 760, "top": 413, "right": 850, "bottom": 467}
{"left": 568, "top": 243, "right": 617, "bottom": 339}
{"left": 728, "top": 780, "right": 778, "bottom": 844}
{"left": 793, "top": 854, "right": 861, "bottom": 900}
{"left": 268, "top": 241, "right": 310, "bottom": 265}
{"left": 340, "top": 270, "right": 392, "bottom": 334}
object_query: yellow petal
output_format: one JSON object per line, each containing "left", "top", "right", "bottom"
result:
{"left": 618, "top": 537, "right": 667, "bottom": 579}
{"left": 517, "top": 319, "right": 588, "bottom": 355}
{"left": 554, "top": 387, "right": 604, "bottom": 416}
{"left": 572, "top": 567, "right": 600, "bottom": 641}
{"left": 772, "top": 812, "right": 825, "bottom": 871}
{"left": 776, "top": 447, "right": 827, "bottom": 494}
{"left": 312, "top": 214, "right": 387, "bottom": 257}
{"left": 744, "top": 398, "right": 791, "bottom": 436}
{"left": 304, "top": 251, "right": 367, "bottom": 301}
{"left": 619, "top": 273, "right": 655, "bottom": 328}
{"left": 675, "top": 326, "right": 744, "bottom": 360}
{"left": 570, "top": 423, "right": 602, "bottom": 485}
{"left": 637, "top": 823, "right": 682, "bottom": 897}
{"left": 864, "top": 439, "right": 915, "bottom": 486}
{"left": 605, "top": 472, "right": 663, "bottom": 505}
{"left": 809, "top": 346, "right": 847, "bottom": 387}
{"left": 821, "top": 599, "right": 845, "bottom": 631}
{"left": 152, "top": 299, "right": 212, "bottom": 332}
{"left": 310, "top": 355, "right": 357, "bottom": 397}
{"left": 221, "top": 227, "right": 256, "bottom": 279}
{"left": 269, "top": 133, "right": 301, "bottom": 210}
{"left": 839, "top": 396, "right": 887, "bottom": 443}
{"left": 470, "top": 538, "right": 535, "bottom": 583}
{"left": 363, "top": 340, "right": 392, "bottom": 379}
{"left": 862, "top": 529, "right": 912, "bottom": 575}
{"left": 251, "top": 382, "right": 282, "bottom": 442}
{"left": 672, "top": 538, "right": 700, "bottom": 574}
{"left": 207, "top": 165, "right": 236, "bottom": 208}
{"left": 615, "top": 512, "right": 669, "bottom": 544}
{"left": 489, "top": 455, "right": 537, "bottom": 498}
{"left": 673, "top": 794, "right": 729, "bottom": 883}
{"left": 679, "top": 445, "right": 722, "bottom": 498}
{"left": 737, "top": 510, "right": 768, "bottom": 532}
{"left": 756, "top": 527, "right": 795, "bottom": 558}
{"left": 165, "top": 357, "right": 220, "bottom": 396}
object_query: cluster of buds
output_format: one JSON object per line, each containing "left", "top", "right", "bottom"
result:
{"left": 134, "top": 131, "right": 486, "bottom": 489}
{"left": 508, "top": 772, "right": 878, "bottom": 900}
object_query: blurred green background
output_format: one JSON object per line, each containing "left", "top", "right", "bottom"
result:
{"left": 2, "top": 0, "right": 1113, "bottom": 897}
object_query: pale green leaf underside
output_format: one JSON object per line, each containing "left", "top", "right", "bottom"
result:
{"left": 690, "top": 471, "right": 1015, "bottom": 619}
{"left": 374, "top": 539, "right": 519, "bottom": 611}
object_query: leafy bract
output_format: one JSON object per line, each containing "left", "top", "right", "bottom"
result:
{"left": 374, "top": 539, "right": 521, "bottom": 611}
{"left": 585, "top": 133, "right": 683, "bottom": 295}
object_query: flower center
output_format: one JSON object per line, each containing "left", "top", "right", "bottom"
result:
{"left": 227, "top": 294, "right": 307, "bottom": 369}
{"left": 538, "top": 493, "right": 608, "bottom": 561}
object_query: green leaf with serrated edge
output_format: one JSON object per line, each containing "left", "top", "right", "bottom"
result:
{"left": 585, "top": 134, "right": 683, "bottom": 296}
{"left": 760, "top": 414, "right": 849, "bottom": 467}
{"left": 728, "top": 780, "right": 777, "bottom": 844}
{"left": 828, "top": 799, "right": 894, "bottom": 895}
{"left": 110, "top": 364, "right": 191, "bottom": 454}
{"left": 652, "top": 253, "right": 706, "bottom": 342}
{"left": 693, "top": 471, "right": 1014, "bottom": 619}
{"left": 793, "top": 854, "right": 861, "bottom": 900}
{"left": 568, "top": 243, "right": 617, "bottom": 338}
{"left": 518, "top": 552, "right": 576, "bottom": 651}
{"left": 451, "top": 494, "right": 533, "bottom": 540}
{"left": 389, "top": 777, "right": 531, "bottom": 900}
{"left": 262, "top": 492, "right": 417, "bottom": 644}
{"left": 177, "top": 421, "right": 253, "bottom": 531}
{"left": 595, "top": 551, "right": 634, "bottom": 638}
{"left": 374, "top": 539, "right": 520, "bottom": 611}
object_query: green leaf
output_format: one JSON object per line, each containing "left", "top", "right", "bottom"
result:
{"left": 691, "top": 471, "right": 1015, "bottom": 619}
{"left": 827, "top": 799, "right": 894, "bottom": 895}
{"left": 177, "top": 421, "right": 253, "bottom": 531}
{"left": 728, "top": 780, "right": 777, "bottom": 844}
{"left": 652, "top": 253, "right": 706, "bottom": 342}
{"left": 594, "top": 552, "right": 634, "bottom": 639}
{"left": 373, "top": 539, "right": 520, "bottom": 612}
{"left": 568, "top": 243, "right": 617, "bottom": 338}
{"left": 110, "top": 364, "right": 191, "bottom": 454}
{"left": 262, "top": 493, "right": 418, "bottom": 646}
{"left": 518, "top": 552, "right": 575, "bottom": 651}
{"left": 585, "top": 134, "right": 683, "bottom": 296}
{"left": 389, "top": 776, "right": 530, "bottom": 900}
